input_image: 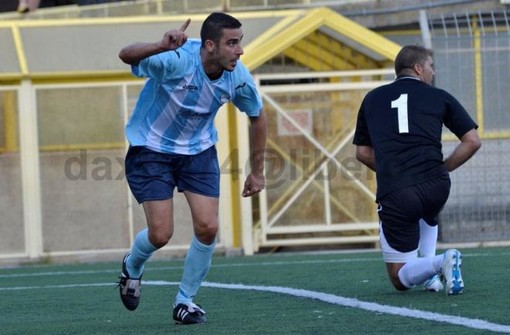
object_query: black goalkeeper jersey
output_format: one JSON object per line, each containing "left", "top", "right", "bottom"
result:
{"left": 353, "top": 77, "right": 478, "bottom": 200}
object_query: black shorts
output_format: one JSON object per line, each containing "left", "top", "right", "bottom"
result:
{"left": 378, "top": 174, "right": 451, "bottom": 253}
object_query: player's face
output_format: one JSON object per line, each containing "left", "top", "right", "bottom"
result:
{"left": 215, "top": 28, "right": 244, "bottom": 71}
{"left": 419, "top": 56, "right": 435, "bottom": 84}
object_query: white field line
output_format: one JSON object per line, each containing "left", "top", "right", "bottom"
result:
{"left": 199, "top": 281, "right": 510, "bottom": 334}
{"left": 0, "top": 280, "right": 509, "bottom": 333}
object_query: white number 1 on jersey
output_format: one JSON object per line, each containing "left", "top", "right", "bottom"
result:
{"left": 391, "top": 94, "right": 409, "bottom": 133}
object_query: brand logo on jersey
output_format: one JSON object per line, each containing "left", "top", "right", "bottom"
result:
{"left": 183, "top": 84, "right": 199, "bottom": 91}
{"left": 180, "top": 109, "right": 209, "bottom": 120}
{"left": 235, "top": 82, "right": 246, "bottom": 90}
{"left": 220, "top": 94, "right": 230, "bottom": 104}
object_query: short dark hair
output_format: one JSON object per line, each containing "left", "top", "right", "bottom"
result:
{"left": 394, "top": 45, "right": 433, "bottom": 76}
{"left": 200, "top": 12, "right": 242, "bottom": 47}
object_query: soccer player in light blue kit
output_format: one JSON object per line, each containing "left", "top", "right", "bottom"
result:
{"left": 117, "top": 12, "right": 267, "bottom": 325}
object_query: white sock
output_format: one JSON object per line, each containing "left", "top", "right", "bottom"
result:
{"left": 398, "top": 255, "right": 443, "bottom": 288}
{"left": 418, "top": 218, "right": 438, "bottom": 258}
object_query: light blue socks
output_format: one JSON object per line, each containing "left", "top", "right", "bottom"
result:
{"left": 126, "top": 228, "right": 157, "bottom": 278}
{"left": 175, "top": 235, "right": 216, "bottom": 305}
{"left": 126, "top": 230, "right": 215, "bottom": 304}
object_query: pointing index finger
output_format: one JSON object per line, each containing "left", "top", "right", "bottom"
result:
{"left": 180, "top": 18, "right": 191, "bottom": 32}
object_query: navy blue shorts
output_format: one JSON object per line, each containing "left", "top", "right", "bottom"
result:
{"left": 378, "top": 174, "right": 451, "bottom": 253}
{"left": 125, "top": 146, "right": 220, "bottom": 203}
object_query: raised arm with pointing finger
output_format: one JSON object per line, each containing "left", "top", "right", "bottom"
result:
{"left": 119, "top": 19, "right": 191, "bottom": 65}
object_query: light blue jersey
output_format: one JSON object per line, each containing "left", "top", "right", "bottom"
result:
{"left": 125, "top": 39, "right": 263, "bottom": 155}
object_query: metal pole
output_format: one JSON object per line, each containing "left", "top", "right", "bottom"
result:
{"left": 419, "top": 10, "right": 433, "bottom": 48}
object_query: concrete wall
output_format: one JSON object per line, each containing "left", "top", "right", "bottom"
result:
{"left": 0, "top": 150, "right": 197, "bottom": 261}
